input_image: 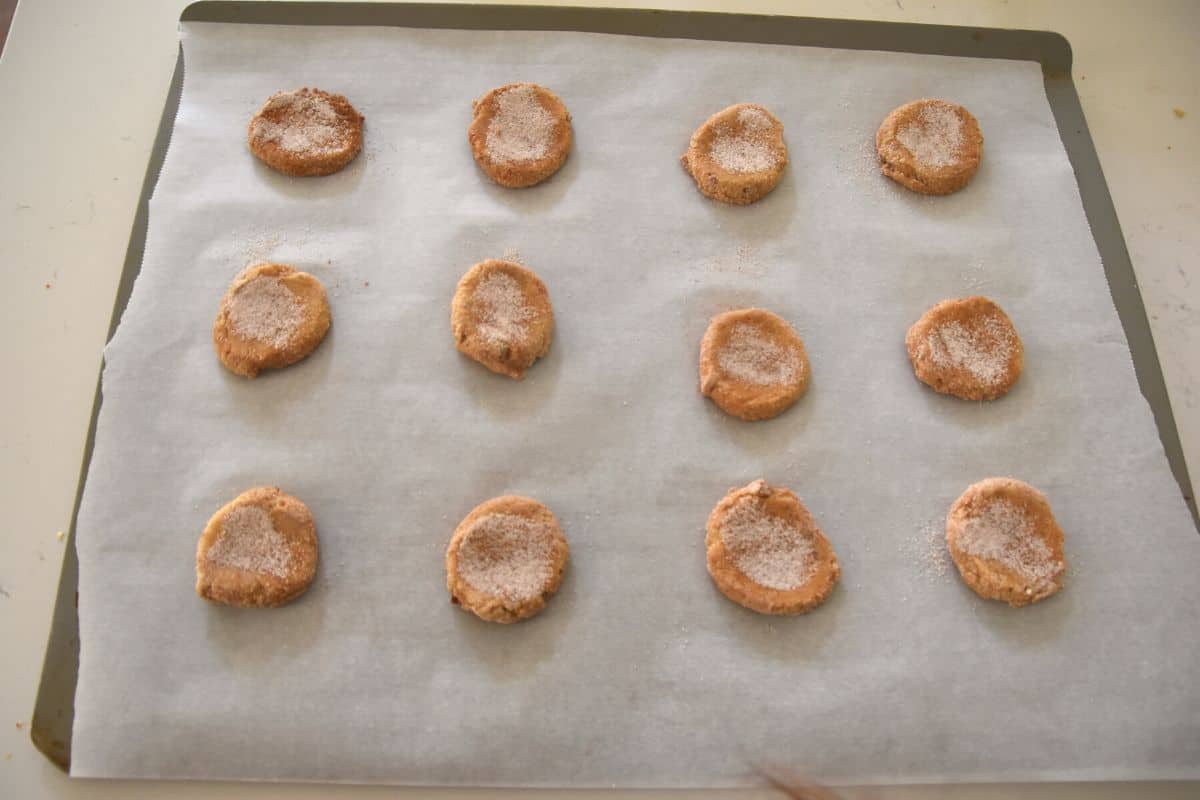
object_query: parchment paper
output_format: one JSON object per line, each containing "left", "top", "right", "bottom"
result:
{"left": 71, "top": 22, "right": 1200, "bottom": 786}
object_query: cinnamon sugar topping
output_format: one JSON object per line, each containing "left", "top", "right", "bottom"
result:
{"left": 718, "top": 323, "right": 801, "bottom": 386}
{"left": 227, "top": 274, "right": 304, "bottom": 348}
{"left": 896, "top": 102, "right": 965, "bottom": 168}
{"left": 720, "top": 494, "right": 816, "bottom": 591}
{"left": 956, "top": 500, "right": 1061, "bottom": 589}
{"left": 485, "top": 85, "right": 557, "bottom": 165}
{"left": 926, "top": 314, "right": 1015, "bottom": 387}
{"left": 456, "top": 513, "right": 555, "bottom": 602}
{"left": 206, "top": 505, "right": 292, "bottom": 578}
{"left": 710, "top": 107, "right": 782, "bottom": 174}
{"left": 473, "top": 271, "right": 535, "bottom": 345}
{"left": 251, "top": 89, "right": 350, "bottom": 156}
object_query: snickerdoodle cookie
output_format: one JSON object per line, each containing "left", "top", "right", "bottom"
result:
{"left": 446, "top": 495, "right": 569, "bottom": 623}
{"left": 468, "top": 83, "right": 572, "bottom": 188}
{"left": 706, "top": 480, "right": 840, "bottom": 615}
{"left": 946, "top": 478, "right": 1066, "bottom": 607}
{"left": 906, "top": 296, "right": 1022, "bottom": 401}
{"left": 213, "top": 263, "right": 331, "bottom": 378}
{"left": 248, "top": 87, "right": 364, "bottom": 177}
{"left": 700, "top": 308, "right": 810, "bottom": 421}
{"left": 681, "top": 103, "right": 788, "bottom": 205}
{"left": 196, "top": 486, "right": 319, "bottom": 608}
{"left": 876, "top": 98, "right": 983, "bottom": 195}
{"left": 451, "top": 259, "right": 554, "bottom": 380}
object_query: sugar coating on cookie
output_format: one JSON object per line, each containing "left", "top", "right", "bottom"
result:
{"left": 468, "top": 83, "right": 572, "bottom": 188}
{"left": 451, "top": 259, "right": 554, "bottom": 380}
{"left": 446, "top": 496, "right": 569, "bottom": 623}
{"left": 248, "top": 87, "right": 364, "bottom": 177}
{"left": 213, "top": 263, "right": 332, "bottom": 378}
{"left": 700, "top": 308, "right": 810, "bottom": 421}
{"left": 682, "top": 103, "right": 788, "bottom": 205}
{"left": 196, "top": 486, "right": 319, "bottom": 608}
{"left": 876, "top": 99, "right": 983, "bottom": 195}
{"left": 706, "top": 480, "right": 840, "bottom": 615}
{"left": 946, "top": 477, "right": 1066, "bottom": 607}
{"left": 906, "top": 296, "right": 1022, "bottom": 401}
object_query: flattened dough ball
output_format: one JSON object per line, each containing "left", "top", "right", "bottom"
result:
{"left": 706, "top": 480, "right": 840, "bottom": 615}
{"left": 946, "top": 477, "right": 1066, "bottom": 607}
{"left": 196, "top": 486, "right": 319, "bottom": 608}
{"left": 876, "top": 98, "right": 983, "bottom": 195}
{"left": 451, "top": 259, "right": 554, "bottom": 379}
{"left": 213, "top": 263, "right": 332, "bottom": 378}
{"left": 446, "top": 495, "right": 570, "bottom": 623}
{"left": 681, "top": 103, "right": 788, "bottom": 205}
{"left": 906, "top": 295, "right": 1022, "bottom": 401}
{"left": 700, "top": 308, "right": 810, "bottom": 421}
{"left": 248, "top": 87, "right": 364, "bottom": 177}
{"left": 468, "top": 83, "right": 573, "bottom": 188}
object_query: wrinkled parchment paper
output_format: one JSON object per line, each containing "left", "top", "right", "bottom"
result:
{"left": 71, "top": 22, "right": 1200, "bottom": 786}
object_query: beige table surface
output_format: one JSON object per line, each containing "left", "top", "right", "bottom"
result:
{"left": 2, "top": 0, "right": 1197, "bottom": 797}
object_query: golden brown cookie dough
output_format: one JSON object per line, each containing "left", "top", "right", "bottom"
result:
{"left": 446, "top": 495, "right": 569, "bottom": 624}
{"left": 906, "top": 295, "right": 1022, "bottom": 401}
{"left": 946, "top": 477, "right": 1066, "bottom": 607}
{"left": 876, "top": 98, "right": 983, "bottom": 195}
{"left": 468, "top": 83, "right": 573, "bottom": 188}
{"left": 196, "top": 486, "right": 319, "bottom": 608}
{"left": 213, "top": 263, "right": 332, "bottom": 378}
{"left": 699, "top": 308, "right": 810, "bottom": 421}
{"left": 681, "top": 103, "right": 788, "bottom": 205}
{"left": 248, "top": 87, "right": 364, "bottom": 177}
{"left": 706, "top": 480, "right": 840, "bottom": 615}
{"left": 451, "top": 259, "right": 554, "bottom": 380}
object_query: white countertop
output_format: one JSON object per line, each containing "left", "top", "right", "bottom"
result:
{"left": 1, "top": 1, "right": 1196, "bottom": 798}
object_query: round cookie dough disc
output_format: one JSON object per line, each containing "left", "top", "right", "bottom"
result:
{"left": 681, "top": 103, "right": 788, "bottom": 205}
{"left": 468, "top": 83, "right": 573, "bottom": 188}
{"left": 906, "top": 295, "right": 1023, "bottom": 401}
{"left": 446, "top": 495, "right": 570, "bottom": 623}
{"left": 248, "top": 87, "right": 364, "bottom": 177}
{"left": 946, "top": 477, "right": 1066, "bottom": 607}
{"left": 196, "top": 486, "right": 319, "bottom": 608}
{"left": 451, "top": 259, "right": 555, "bottom": 380}
{"left": 213, "top": 262, "right": 332, "bottom": 378}
{"left": 876, "top": 98, "right": 983, "bottom": 195}
{"left": 706, "top": 479, "right": 840, "bottom": 615}
{"left": 699, "top": 308, "right": 810, "bottom": 421}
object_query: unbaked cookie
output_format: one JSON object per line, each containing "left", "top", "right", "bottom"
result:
{"left": 213, "top": 263, "right": 332, "bottom": 378}
{"left": 699, "top": 308, "right": 810, "bottom": 421}
{"left": 906, "top": 295, "right": 1022, "bottom": 401}
{"left": 451, "top": 259, "right": 554, "bottom": 379}
{"left": 468, "top": 83, "right": 573, "bottom": 188}
{"left": 946, "top": 477, "right": 1066, "bottom": 607}
{"left": 248, "top": 87, "right": 364, "bottom": 177}
{"left": 706, "top": 480, "right": 840, "bottom": 615}
{"left": 196, "top": 486, "right": 319, "bottom": 608}
{"left": 446, "top": 495, "right": 569, "bottom": 623}
{"left": 876, "top": 98, "right": 983, "bottom": 195}
{"left": 681, "top": 103, "right": 788, "bottom": 205}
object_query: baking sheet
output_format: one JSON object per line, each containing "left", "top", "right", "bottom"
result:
{"left": 71, "top": 21, "right": 1200, "bottom": 785}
